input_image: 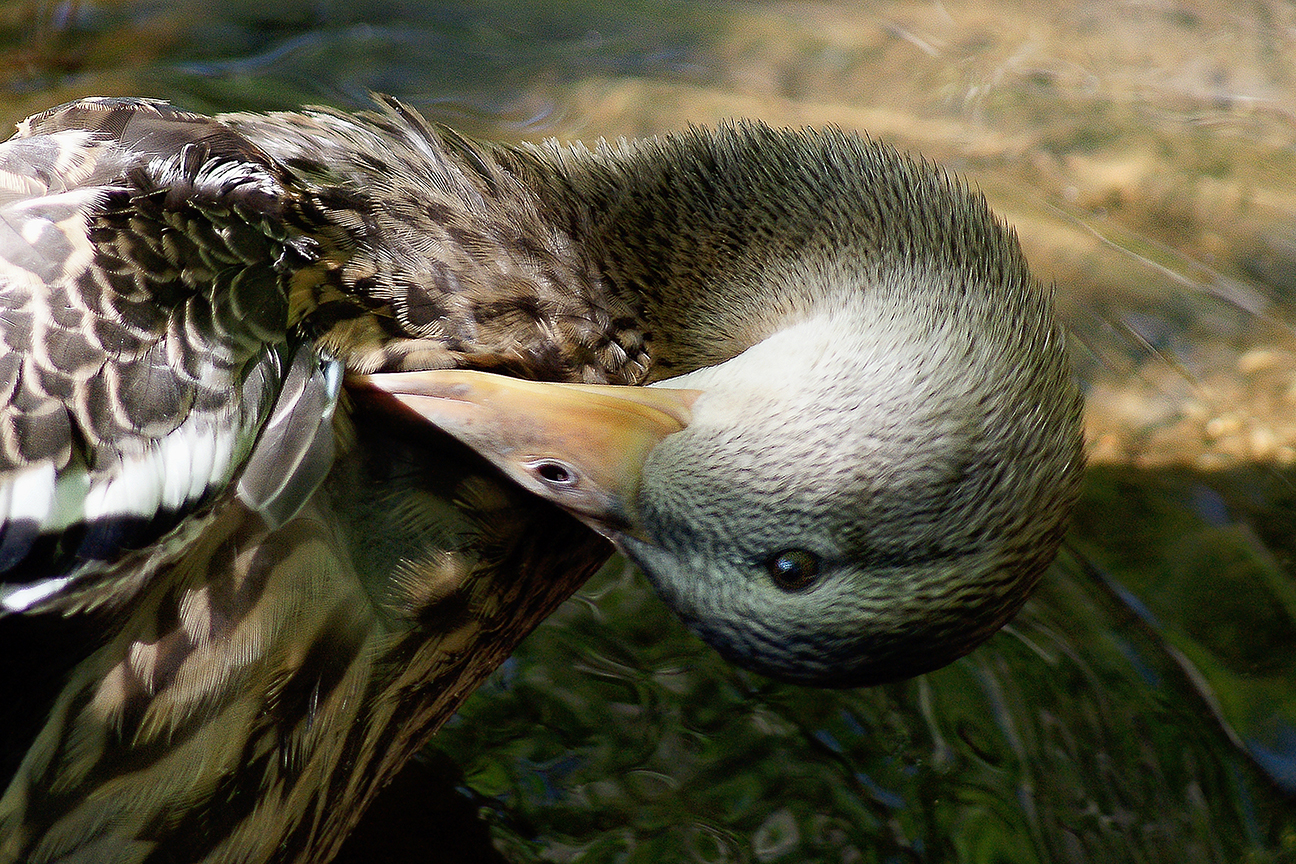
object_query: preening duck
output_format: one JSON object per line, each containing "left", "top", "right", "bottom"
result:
{"left": 0, "top": 96, "right": 1083, "bottom": 862}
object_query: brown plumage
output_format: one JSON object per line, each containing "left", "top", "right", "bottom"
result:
{"left": 0, "top": 96, "right": 1083, "bottom": 862}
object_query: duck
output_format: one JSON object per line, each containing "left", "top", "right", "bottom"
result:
{"left": 0, "top": 95, "right": 1084, "bottom": 863}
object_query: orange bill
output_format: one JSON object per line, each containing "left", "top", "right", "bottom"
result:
{"left": 349, "top": 369, "right": 699, "bottom": 536}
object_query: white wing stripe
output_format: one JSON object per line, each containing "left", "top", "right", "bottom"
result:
{"left": 1, "top": 575, "right": 71, "bottom": 612}
{"left": 5, "top": 462, "right": 56, "bottom": 523}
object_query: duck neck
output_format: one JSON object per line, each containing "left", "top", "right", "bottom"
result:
{"left": 491, "top": 130, "right": 844, "bottom": 380}
{"left": 488, "top": 123, "right": 1036, "bottom": 385}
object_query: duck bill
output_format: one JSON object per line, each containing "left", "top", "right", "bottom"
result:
{"left": 350, "top": 369, "right": 698, "bottom": 537}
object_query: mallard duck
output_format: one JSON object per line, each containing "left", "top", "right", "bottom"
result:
{"left": 0, "top": 96, "right": 1083, "bottom": 862}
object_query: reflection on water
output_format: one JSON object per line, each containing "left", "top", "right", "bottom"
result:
{"left": 3, "top": 0, "right": 1295, "bottom": 860}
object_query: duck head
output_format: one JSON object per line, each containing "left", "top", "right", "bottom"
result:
{"left": 356, "top": 124, "right": 1085, "bottom": 687}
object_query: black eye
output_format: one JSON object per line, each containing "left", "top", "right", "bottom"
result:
{"left": 533, "top": 460, "right": 575, "bottom": 484}
{"left": 765, "top": 549, "right": 821, "bottom": 592}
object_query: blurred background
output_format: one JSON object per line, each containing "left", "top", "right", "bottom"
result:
{"left": 2, "top": 1, "right": 1295, "bottom": 861}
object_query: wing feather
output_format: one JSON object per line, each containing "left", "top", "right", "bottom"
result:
{"left": 0, "top": 98, "right": 331, "bottom": 614}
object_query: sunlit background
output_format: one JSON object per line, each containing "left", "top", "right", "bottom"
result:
{"left": 2, "top": 1, "right": 1294, "bottom": 860}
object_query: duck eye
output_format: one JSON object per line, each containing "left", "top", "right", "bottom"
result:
{"left": 765, "top": 549, "right": 821, "bottom": 591}
{"left": 531, "top": 459, "right": 576, "bottom": 485}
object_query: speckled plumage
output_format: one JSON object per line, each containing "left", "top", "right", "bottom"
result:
{"left": 0, "top": 96, "right": 629, "bottom": 864}
{"left": 0, "top": 96, "right": 1083, "bottom": 863}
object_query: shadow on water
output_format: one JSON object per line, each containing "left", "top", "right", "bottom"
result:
{"left": 2, "top": 0, "right": 1295, "bottom": 860}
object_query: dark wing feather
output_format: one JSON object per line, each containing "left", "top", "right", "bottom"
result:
{"left": 0, "top": 98, "right": 332, "bottom": 615}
